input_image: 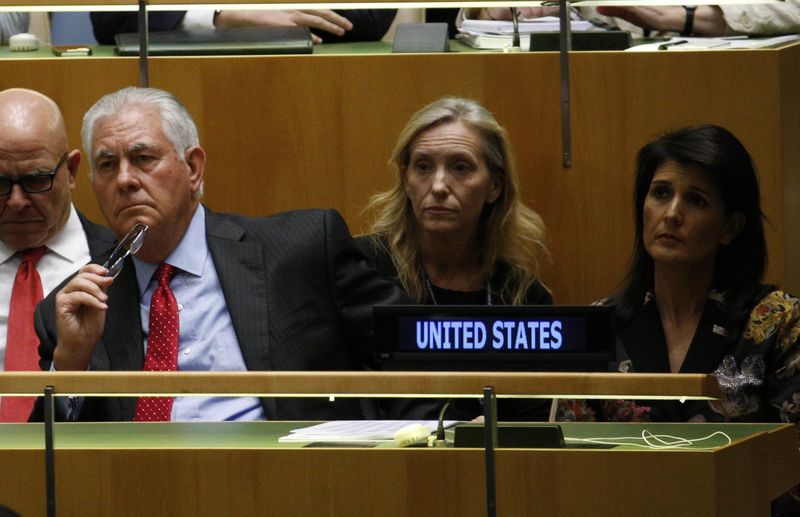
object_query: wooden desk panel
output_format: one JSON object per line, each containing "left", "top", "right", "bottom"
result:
{"left": 1, "top": 45, "right": 798, "bottom": 303}
{"left": 0, "top": 422, "right": 796, "bottom": 516}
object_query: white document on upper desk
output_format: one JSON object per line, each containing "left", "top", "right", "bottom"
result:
{"left": 627, "top": 34, "right": 800, "bottom": 52}
{"left": 461, "top": 17, "right": 594, "bottom": 34}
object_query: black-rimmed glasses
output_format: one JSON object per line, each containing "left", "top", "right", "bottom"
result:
{"left": 103, "top": 223, "right": 149, "bottom": 279}
{"left": 0, "top": 152, "right": 69, "bottom": 197}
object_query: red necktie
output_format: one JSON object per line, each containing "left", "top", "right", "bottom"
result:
{"left": 1, "top": 246, "right": 47, "bottom": 422}
{"left": 134, "top": 264, "right": 179, "bottom": 422}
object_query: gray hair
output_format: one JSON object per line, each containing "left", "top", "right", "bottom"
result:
{"left": 81, "top": 87, "right": 200, "bottom": 178}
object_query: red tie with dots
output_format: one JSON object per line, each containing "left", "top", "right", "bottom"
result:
{"left": 134, "top": 263, "right": 179, "bottom": 422}
{"left": 1, "top": 246, "right": 47, "bottom": 422}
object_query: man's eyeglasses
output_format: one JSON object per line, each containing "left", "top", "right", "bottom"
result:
{"left": 0, "top": 152, "right": 69, "bottom": 197}
{"left": 103, "top": 223, "right": 149, "bottom": 279}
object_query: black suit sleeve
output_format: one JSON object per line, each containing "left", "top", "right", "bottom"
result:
{"left": 324, "top": 9, "right": 397, "bottom": 42}
{"left": 90, "top": 11, "right": 187, "bottom": 44}
{"left": 91, "top": 9, "right": 394, "bottom": 45}
{"left": 353, "top": 235, "right": 400, "bottom": 281}
{"left": 323, "top": 212, "right": 412, "bottom": 357}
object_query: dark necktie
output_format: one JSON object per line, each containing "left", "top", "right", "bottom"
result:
{"left": 134, "top": 263, "right": 179, "bottom": 422}
{"left": 1, "top": 246, "right": 47, "bottom": 422}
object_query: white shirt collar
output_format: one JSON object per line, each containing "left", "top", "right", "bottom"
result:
{"left": 0, "top": 204, "right": 84, "bottom": 265}
{"left": 133, "top": 205, "right": 207, "bottom": 293}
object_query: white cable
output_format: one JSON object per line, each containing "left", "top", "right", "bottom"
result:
{"left": 565, "top": 429, "right": 732, "bottom": 450}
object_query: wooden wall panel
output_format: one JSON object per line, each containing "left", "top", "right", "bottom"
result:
{"left": 1, "top": 45, "right": 797, "bottom": 303}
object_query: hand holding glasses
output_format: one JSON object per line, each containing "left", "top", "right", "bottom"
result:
{"left": 102, "top": 223, "right": 149, "bottom": 278}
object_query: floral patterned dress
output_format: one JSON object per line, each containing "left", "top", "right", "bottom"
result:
{"left": 558, "top": 287, "right": 800, "bottom": 514}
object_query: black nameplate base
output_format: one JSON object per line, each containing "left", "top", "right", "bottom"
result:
{"left": 454, "top": 424, "right": 565, "bottom": 448}
{"left": 530, "top": 31, "right": 632, "bottom": 51}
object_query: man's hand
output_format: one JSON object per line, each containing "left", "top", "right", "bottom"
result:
{"left": 596, "top": 6, "right": 684, "bottom": 32}
{"left": 214, "top": 9, "right": 353, "bottom": 44}
{"left": 596, "top": 5, "right": 727, "bottom": 36}
{"left": 480, "top": 7, "right": 560, "bottom": 21}
{"left": 53, "top": 264, "right": 113, "bottom": 371}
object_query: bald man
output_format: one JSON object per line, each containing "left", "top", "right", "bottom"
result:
{"left": 0, "top": 88, "right": 114, "bottom": 421}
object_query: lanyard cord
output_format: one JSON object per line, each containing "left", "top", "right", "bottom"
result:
{"left": 423, "top": 272, "right": 493, "bottom": 306}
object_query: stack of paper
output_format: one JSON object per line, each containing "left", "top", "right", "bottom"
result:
{"left": 626, "top": 34, "right": 800, "bottom": 52}
{"left": 279, "top": 420, "right": 457, "bottom": 443}
{"left": 458, "top": 17, "right": 595, "bottom": 50}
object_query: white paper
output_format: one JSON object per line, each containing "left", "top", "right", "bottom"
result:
{"left": 626, "top": 35, "right": 800, "bottom": 52}
{"left": 278, "top": 420, "right": 459, "bottom": 443}
{"left": 461, "top": 18, "right": 594, "bottom": 35}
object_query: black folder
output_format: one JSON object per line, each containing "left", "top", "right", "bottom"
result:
{"left": 529, "top": 31, "right": 631, "bottom": 51}
{"left": 115, "top": 26, "right": 313, "bottom": 56}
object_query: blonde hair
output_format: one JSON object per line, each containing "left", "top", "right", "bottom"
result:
{"left": 365, "top": 97, "right": 548, "bottom": 304}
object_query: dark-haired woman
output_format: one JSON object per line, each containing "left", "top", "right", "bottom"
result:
{"left": 559, "top": 124, "right": 799, "bottom": 514}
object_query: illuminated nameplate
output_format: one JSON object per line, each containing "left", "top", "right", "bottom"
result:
{"left": 372, "top": 305, "right": 615, "bottom": 370}
{"left": 401, "top": 317, "right": 582, "bottom": 352}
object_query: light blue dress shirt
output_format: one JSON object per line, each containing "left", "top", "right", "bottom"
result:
{"left": 133, "top": 205, "right": 265, "bottom": 421}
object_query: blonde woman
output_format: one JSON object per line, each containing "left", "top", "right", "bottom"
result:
{"left": 357, "top": 97, "right": 551, "bottom": 421}
{"left": 357, "top": 96, "right": 550, "bottom": 309}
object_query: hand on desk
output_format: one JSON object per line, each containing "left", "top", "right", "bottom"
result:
{"left": 214, "top": 9, "right": 354, "bottom": 44}
{"left": 595, "top": 5, "right": 727, "bottom": 36}
{"left": 53, "top": 264, "right": 113, "bottom": 371}
{"left": 479, "top": 7, "right": 560, "bottom": 21}
{"left": 472, "top": 5, "right": 728, "bottom": 37}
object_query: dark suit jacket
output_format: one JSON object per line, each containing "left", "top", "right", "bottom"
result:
{"left": 77, "top": 210, "right": 117, "bottom": 259}
{"left": 91, "top": 10, "right": 397, "bottom": 45}
{"left": 35, "top": 207, "right": 410, "bottom": 421}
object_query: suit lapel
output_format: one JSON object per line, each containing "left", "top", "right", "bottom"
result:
{"left": 76, "top": 210, "right": 116, "bottom": 260}
{"left": 620, "top": 300, "right": 687, "bottom": 421}
{"left": 204, "top": 211, "right": 272, "bottom": 406}
{"left": 99, "top": 257, "right": 144, "bottom": 420}
{"left": 622, "top": 293, "right": 734, "bottom": 374}
{"left": 680, "top": 300, "right": 732, "bottom": 373}
{"left": 619, "top": 301, "right": 671, "bottom": 373}
{"left": 79, "top": 212, "right": 144, "bottom": 372}
{"left": 76, "top": 210, "right": 139, "bottom": 419}
{"left": 102, "top": 258, "right": 145, "bottom": 370}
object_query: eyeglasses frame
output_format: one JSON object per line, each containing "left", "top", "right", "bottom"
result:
{"left": 0, "top": 152, "right": 70, "bottom": 197}
{"left": 102, "top": 223, "right": 149, "bottom": 279}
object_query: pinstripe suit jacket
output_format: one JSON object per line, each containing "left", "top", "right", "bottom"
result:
{"left": 77, "top": 210, "right": 117, "bottom": 261}
{"left": 35, "top": 206, "right": 409, "bottom": 421}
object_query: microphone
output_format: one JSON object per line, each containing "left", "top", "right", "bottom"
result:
{"left": 509, "top": 8, "right": 521, "bottom": 50}
{"left": 433, "top": 399, "right": 453, "bottom": 447}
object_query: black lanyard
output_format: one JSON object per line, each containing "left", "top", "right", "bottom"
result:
{"left": 423, "top": 273, "right": 493, "bottom": 306}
